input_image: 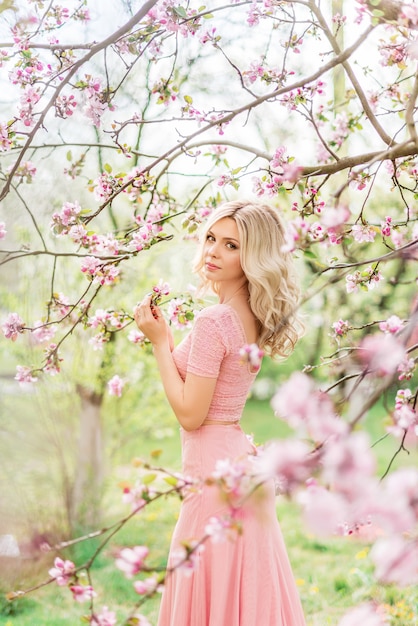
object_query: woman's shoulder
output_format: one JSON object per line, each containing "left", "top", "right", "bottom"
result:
{"left": 196, "top": 303, "right": 236, "bottom": 323}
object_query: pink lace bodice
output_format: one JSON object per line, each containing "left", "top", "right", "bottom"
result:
{"left": 172, "top": 304, "right": 259, "bottom": 422}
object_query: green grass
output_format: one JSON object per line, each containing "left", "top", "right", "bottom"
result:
{"left": 1, "top": 399, "right": 417, "bottom": 626}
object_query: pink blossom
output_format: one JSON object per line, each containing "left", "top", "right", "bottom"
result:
{"left": 255, "top": 439, "right": 315, "bottom": 494}
{"left": 402, "top": 4, "right": 418, "bottom": 26}
{"left": 211, "top": 457, "right": 251, "bottom": 500}
{"left": 15, "top": 365, "right": 38, "bottom": 385}
{"left": 90, "top": 606, "right": 117, "bottom": 626}
{"left": 239, "top": 343, "right": 264, "bottom": 370}
{"left": 397, "top": 356, "right": 416, "bottom": 381}
{"left": 133, "top": 576, "right": 160, "bottom": 595}
{"left": 345, "top": 266, "right": 384, "bottom": 294}
{"left": 83, "top": 97, "right": 107, "bottom": 128}
{"left": 379, "top": 315, "right": 403, "bottom": 334}
{"left": 199, "top": 27, "right": 217, "bottom": 45}
{"left": 107, "top": 375, "right": 125, "bottom": 397}
{"left": 88, "top": 309, "right": 111, "bottom": 329}
{"left": 92, "top": 264, "right": 120, "bottom": 286}
{"left": 68, "top": 224, "right": 88, "bottom": 243}
{"left": 70, "top": 584, "right": 97, "bottom": 603}
{"left": 338, "top": 602, "right": 388, "bottom": 626}
{"left": 329, "top": 111, "right": 349, "bottom": 147}
{"left": 48, "top": 557, "right": 75, "bottom": 586}
{"left": 43, "top": 343, "right": 62, "bottom": 376}
{"left": 87, "top": 233, "right": 120, "bottom": 257}
{"left": 359, "top": 333, "right": 406, "bottom": 376}
{"left": 75, "top": 7, "right": 90, "bottom": 21}
{"left": 321, "top": 205, "right": 350, "bottom": 228}
{"left": 362, "top": 468, "right": 418, "bottom": 535}
{"left": 331, "top": 318, "right": 350, "bottom": 338}
{"left": 2, "top": 312, "right": 24, "bottom": 340}
{"left": 152, "top": 280, "right": 171, "bottom": 300}
{"left": 243, "top": 60, "right": 265, "bottom": 84}
{"left": 32, "top": 321, "right": 56, "bottom": 344}
{"left": 93, "top": 172, "right": 123, "bottom": 202}
{"left": 89, "top": 332, "right": 110, "bottom": 351}
{"left": 9, "top": 160, "right": 36, "bottom": 183}
{"left": 380, "top": 215, "right": 392, "bottom": 237}
{"left": 55, "top": 93, "right": 77, "bottom": 118}
{"left": 271, "top": 371, "right": 346, "bottom": 442}
{"left": 391, "top": 229, "right": 406, "bottom": 248}
{"left": 128, "top": 329, "right": 146, "bottom": 345}
{"left": 370, "top": 535, "right": 418, "bottom": 586}
{"left": 395, "top": 388, "right": 412, "bottom": 409}
{"left": 167, "top": 298, "right": 193, "bottom": 330}
{"left": 52, "top": 293, "right": 71, "bottom": 317}
{"left": 171, "top": 542, "right": 204, "bottom": 577}
{"left": 282, "top": 161, "right": 303, "bottom": 183}
{"left": 408, "top": 38, "right": 418, "bottom": 60}
{"left": 0, "top": 122, "right": 12, "bottom": 151}
{"left": 204, "top": 515, "right": 235, "bottom": 543}
{"left": 18, "top": 85, "right": 41, "bottom": 127}
{"left": 50, "top": 201, "right": 81, "bottom": 236}
{"left": 389, "top": 402, "right": 417, "bottom": 437}
{"left": 115, "top": 546, "right": 149, "bottom": 578}
{"left": 80, "top": 256, "right": 102, "bottom": 275}
{"left": 122, "top": 484, "right": 147, "bottom": 512}
{"left": 299, "top": 482, "right": 348, "bottom": 536}
{"left": 129, "top": 223, "right": 157, "bottom": 251}
{"left": 281, "top": 217, "right": 310, "bottom": 252}
{"left": 384, "top": 468, "right": 418, "bottom": 529}
{"left": 321, "top": 432, "right": 376, "bottom": 498}
{"left": 351, "top": 223, "right": 376, "bottom": 243}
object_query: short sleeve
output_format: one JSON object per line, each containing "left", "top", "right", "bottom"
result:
{"left": 186, "top": 311, "right": 227, "bottom": 377}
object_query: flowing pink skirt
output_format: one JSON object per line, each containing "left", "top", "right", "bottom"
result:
{"left": 157, "top": 424, "right": 306, "bottom": 626}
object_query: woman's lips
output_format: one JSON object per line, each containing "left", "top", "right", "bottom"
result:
{"left": 205, "top": 262, "right": 220, "bottom": 271}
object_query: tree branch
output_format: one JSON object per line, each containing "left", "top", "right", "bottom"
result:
{"left": 0, "top": 0, "right": 159, "bottom": 202}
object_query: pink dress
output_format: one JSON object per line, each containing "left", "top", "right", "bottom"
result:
{"left": 157, "top": 304, "right": 306, "bottom": 626}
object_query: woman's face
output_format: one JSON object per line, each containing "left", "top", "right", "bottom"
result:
{"left": 203, "top": 217, "right": 246, "bottom": 286}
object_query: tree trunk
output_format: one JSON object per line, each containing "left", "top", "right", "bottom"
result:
{"left": 69, "top": 385, "right": 104, "bottom": 531}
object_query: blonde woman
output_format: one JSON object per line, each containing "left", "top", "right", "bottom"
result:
{"left": 135, "top": 201, "right": 306, "bottom": 626}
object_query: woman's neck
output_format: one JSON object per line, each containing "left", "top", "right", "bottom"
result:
{"left": 218, "top": 283, "right": 249, "bottom": 306}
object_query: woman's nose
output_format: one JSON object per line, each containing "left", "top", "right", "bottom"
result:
{"left": 207, "top": 242, "right": 218, "bottom": 257}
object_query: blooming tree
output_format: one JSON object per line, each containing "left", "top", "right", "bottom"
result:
{"left": 1, "top": 0, "right": 418, "bottom": 623}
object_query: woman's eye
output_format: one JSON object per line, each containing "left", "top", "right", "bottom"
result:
{"left": 206, "top": 234, "right": 215, "bottom": 242}
{"left": 226, "top": 242, "right": 237, "bottom": 249}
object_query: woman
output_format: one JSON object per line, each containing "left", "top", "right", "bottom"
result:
{"left": 134, "top": 200, "right": 306, "bottom": 626}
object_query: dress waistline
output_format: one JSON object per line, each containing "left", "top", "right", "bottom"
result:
{"left": 201, "top": 419, "right": 239, "bottom": 426}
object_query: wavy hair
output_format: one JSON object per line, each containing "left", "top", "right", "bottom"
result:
{"left": 193, "top": 200, "right": 304, "bottom": 359}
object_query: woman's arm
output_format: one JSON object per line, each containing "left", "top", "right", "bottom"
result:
{"left": 135, "top": 295, "right": 217, "bottom": 431}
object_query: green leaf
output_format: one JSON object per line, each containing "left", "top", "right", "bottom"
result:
{"left": 184, "top": 94, "right": 193, "bottom": 105}
{"left": 66, "top": 150, "right": 72, "bottom": 162}
{"left": 303, "top": 250, "right": 317, "bottom": 260}
{"left": 142, "top": 473, "right": 157, "bottom": 485}
{"left": 203, "top": 12, "right": 214, "bottom": 18}
{"left": 231, "top": 167, "right": 242, "bottom": 175}
{"left": 173, "top": 5, "right": 187, "bottom": 19}
{"left": 164, "top": 476, "right": 178, "bottom": 487}
{"left": 104, "top": 163, "right": 112, "bottom": 174}
{"left": 0, "top": 0, "right": 17, "bottom": 14}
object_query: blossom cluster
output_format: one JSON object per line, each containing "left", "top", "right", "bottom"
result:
{"left": 252, "top": 145, "right": 303, "bottom": 198}
{"left": 269, "top": 371, "right": 418, "bottom": 588}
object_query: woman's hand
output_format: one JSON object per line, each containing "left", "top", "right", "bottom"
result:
{"left": 134, "top": 294, "right": 169, "bottom": 348}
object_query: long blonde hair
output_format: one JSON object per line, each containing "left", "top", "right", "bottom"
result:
{"left": 194, "top": 200, "right": 304, "bottom": 359}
